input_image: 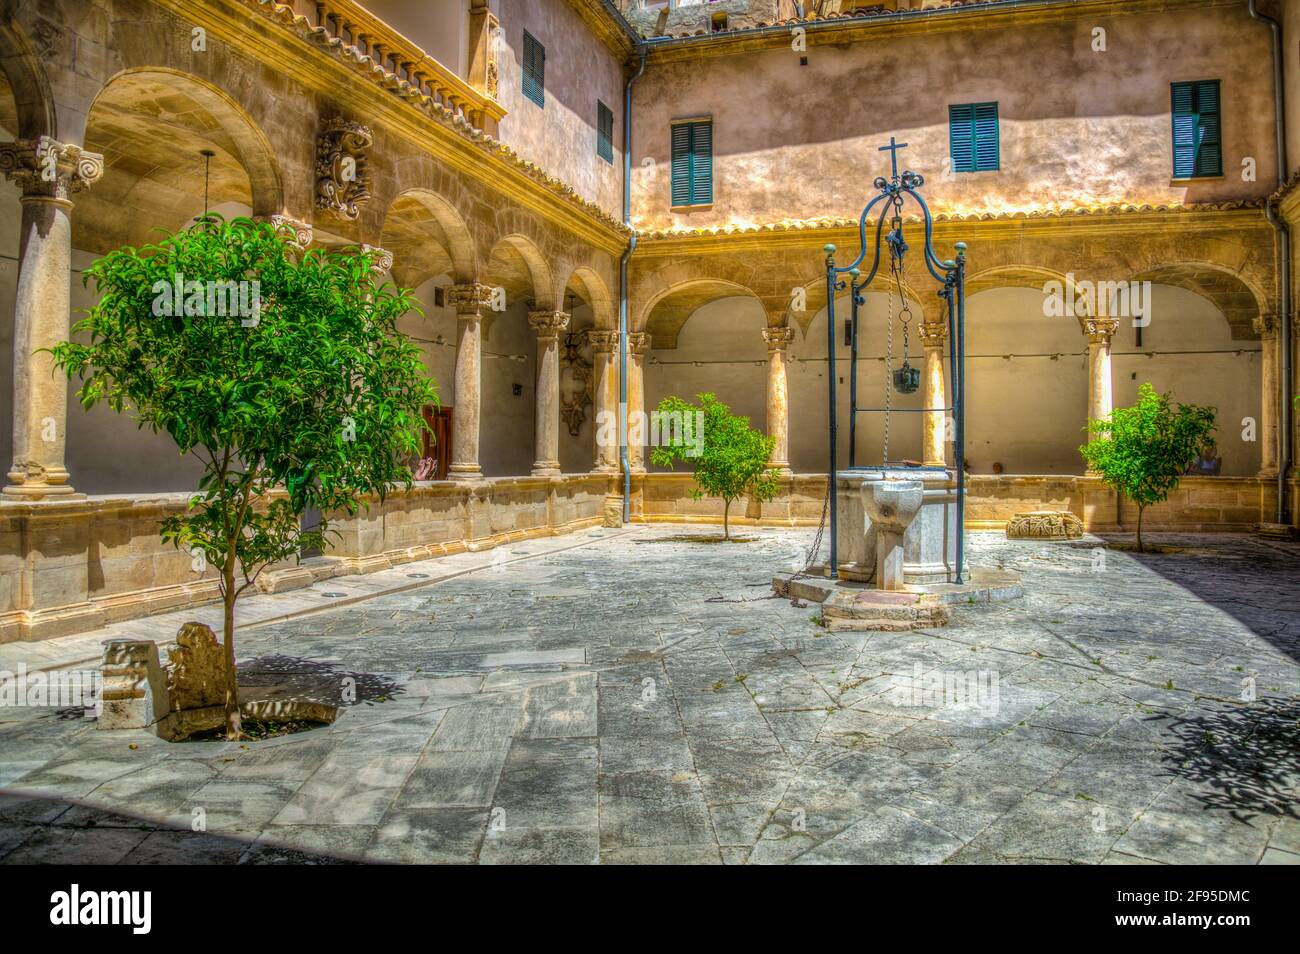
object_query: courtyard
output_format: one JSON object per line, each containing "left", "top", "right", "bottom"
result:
{"left": 1, "top": 527, "right": 1296, "bottom": 865}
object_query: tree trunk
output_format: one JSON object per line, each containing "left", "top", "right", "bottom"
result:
{"left": 723, "top": 499, "right": 731, "bottom": 540}
{"left": 1135, "top": 505, "right": 1145, "bottom": 553}
{"left": 221, "top": 562, "right": 242, "bottom": 740}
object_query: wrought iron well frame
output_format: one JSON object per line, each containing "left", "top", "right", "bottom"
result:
{"left": 823, "top": 145, "right": 968, "bottom": 582}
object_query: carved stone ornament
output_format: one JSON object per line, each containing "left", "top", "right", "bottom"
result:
{"left": 560, "top": 332, "right": 594, "bottom": 437}
{"left": 268, "top": 214, "right": 313, "bottom": 251}
{"left": 0, "top": 136, "right": 103, "bottom": 199}
{"left": 315, "top": 119, "right": 373, "bottom": 222}
{"left": 486, "top": 14, "right": 501, "bottom": 100}
{"left": 448, "top": 282, "right": 494, "bottom": 315}
{"left": 1077, "top": 315, "right": 1120, "bottom": 343}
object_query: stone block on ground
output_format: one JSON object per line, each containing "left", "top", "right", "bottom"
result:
{"left": 166, "top": 621, "right": 229, "bottom": 711}
{"left": 1006, "top": 510, "right": 1083, "bottom": 540}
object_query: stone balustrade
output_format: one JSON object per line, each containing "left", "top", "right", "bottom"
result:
{"left": 300, "top": 0, "right": 504, "bottom": 129}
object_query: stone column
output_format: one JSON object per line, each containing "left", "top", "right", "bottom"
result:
{"left": 447, "top": 282, "right": 492, "bottom": 480}
{"left": 588, "top": 330, "right": 619, "bottom": 473}
{"left": 528, "top": 310, "right": 569, "bottom": 476}
{"left": 762, "top": 326, "right": 794, "bottom": 475}
{"left": 1079, "top": 315, "right": 1119, "bottom": 427}
{"left": 0, "top": 138, "right": 104, "bottom": 499}
{"left": 1255, "top": 314, "right": 1280, "bottom": 477}
{"left": 627, "top": 332, "right": 651, "bottom": 473}
{"left": 919, "top": 318, "right": 948, "bottom": 467}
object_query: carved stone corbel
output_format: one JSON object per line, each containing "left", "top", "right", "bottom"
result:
{"left": 315, "top": 119, "right": 373, "bottom": 222}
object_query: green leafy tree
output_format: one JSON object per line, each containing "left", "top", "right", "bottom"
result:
{"left": 50, "top": 216, "right": 438, "bottom": 738}
{"left": 650, "top": 392, "right": 781, "bottom": 540}
{"left": 1080, "top": 382, "right": 1216, "bottom": 552}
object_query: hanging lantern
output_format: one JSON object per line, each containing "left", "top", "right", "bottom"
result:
{"left": 892, "top": 360, "right": 921, "bottom": 394}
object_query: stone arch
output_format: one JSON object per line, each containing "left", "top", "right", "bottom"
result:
{"left": 485, "top": 233, "right": 555, "bottom": 311}
{"left": 380, "top": 187, "right": 477, "bottom": 286}
{"left": 0, "top": 19, "right": 55, "bottom": 140}
{"left": 86, "top": 67, "right": 282, "bottom": 219}
{"left": 640, "top": 278, "right": 763, "bottom": 350}
{"left": 560, "top": 264, "right": 614, "bottom": 330}
{"left": 1130, "top": 261, "right": 1268, "bottom": 340}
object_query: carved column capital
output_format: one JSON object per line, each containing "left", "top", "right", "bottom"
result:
{"left": 1253, "top": 314, "right": 1280, "bottom": 340}
{"left": 528, "top": 310, "right": 570, "bottom": 341}
{"left": 919, "top": 320, "right": 948, "bottom": 348}
{"left": 627, "top": 332, "right": 652, "bottom": 356}
{"left": 587, "top": 329, "right": 618, "bottom": 353}
{"left": 1078, "top": 315, "right": 1120, "bottom": 344}
{"left": 360, "top": 244, "right": 393, "bottom": 273}
{"left": 448, "top": 282, "right": 494, "bottom": 317}
{"left": 267, "top": 214, "right": 313, "bottom": 252}
{"left": 762, "top": 325, "right": 795, "bottom": 352}
{"left": 0, "top": 137, "right": 103, "bottom": 200}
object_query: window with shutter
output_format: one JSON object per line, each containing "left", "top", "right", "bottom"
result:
{"left": 670, "top": 120, "right": 713, "bottom": 207}
{"left": 949, "top": 102, "right": 999, "bottom": 173}
{"left": 522, "top": 32, "right": 545, "bottom": 108}
{"left": 1171, "top": 80, "right": 1221, "bottom": 179}
{"left": 597, "top": 101, "right": 614, "bottom": 163}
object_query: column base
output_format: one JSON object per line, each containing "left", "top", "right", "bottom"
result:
{"left": 2, "top": 483, "right": 84, "bottom": 501}
{"left": 1258, "top": 467, "right": 1280, "bottom": 479}
{"left": 590, "top": 463, "right": 618, "bottom": 475}
{"left": 769, "top": 463, "right": 792, "bottom": 477}
{"left": 447, "top": 464, "right": 483, "bottom": 481}
{"left": 531, "top": 463, "right": 561, "bottom": 477}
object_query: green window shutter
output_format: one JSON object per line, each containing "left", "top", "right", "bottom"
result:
{"left": 949, "top": 103, "right": 997, "bottom": 173}
{"left": 597, "top": 101, "right": 614, "bottom": 163}
{"left": 949, "top": 104, "right": 975, "bottom": 172}
{"left": 522, "top": 32, "right": 545, "bottom": 108}
{"left": 671, "top": 121, "right": 713, "bottom": 206}
{"left": 671, "top": 123, "right": 693, "bottom": 205}
{"left": 690, "top": 121, "right": 713, "bottom": 204}
{"left": 1172, "top": 80, "right": 1221, "bottom": 178}
{"left": 973, "top": 102, "right": 999, "bottom": 171}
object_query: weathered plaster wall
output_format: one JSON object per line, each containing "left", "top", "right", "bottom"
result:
{"left": 495, "top": 0, "right": 626, "bottom": 219}
{"left": 630, "top": 3, "right": 1276, "bottom": 231}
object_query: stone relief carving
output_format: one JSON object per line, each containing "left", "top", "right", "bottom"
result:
{"left": 486, "top": 14, "right": 501, "bottom": 100}
{"left": 315, "top": 118, "right": 373, "bottom": 222}
{"left": 559, "top": 331, "right": 594, "bottom": 437}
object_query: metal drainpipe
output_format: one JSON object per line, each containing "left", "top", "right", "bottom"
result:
{"left": 1249, "top": 0, "right": 1292, "bottom": 525}
{"left": 620, "top": 48, "right": 647, "bottom": 524}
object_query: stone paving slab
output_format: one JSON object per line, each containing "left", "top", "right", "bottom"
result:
{"left": 0, "top": 528, "right": 1298, "bottom": 864}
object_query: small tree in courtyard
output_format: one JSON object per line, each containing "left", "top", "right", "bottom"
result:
{"left": 1080, "top": 382, "right": 1216, "bottom": 552}
{"left": 650, "top": 392, "right": 781, "bottom": 540}
{"left": 50, "top": 216, "right": 438, "bottom": 738}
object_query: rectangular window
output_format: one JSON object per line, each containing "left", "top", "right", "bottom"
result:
{"left": 670, "top": 119, "right": 713, "bottom": 206}
{"left": 597, "top": 101, "right": 614, "bottom": 163}
{"left": 522, "top": 31, "right": 545, "bottom": 108}
{"left": 1171, "top": 80, "right": 1221, "bottom": 179}
{"left": 949, "top": 102, "right": 999, "bottom": 173}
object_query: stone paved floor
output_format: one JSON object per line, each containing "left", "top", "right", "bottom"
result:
{"left": 1, "top": 527, "right": 1298, "bottom": 864}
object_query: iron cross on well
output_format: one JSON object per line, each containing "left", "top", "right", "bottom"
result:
{"left": 879, "top": 136, "right": 908, "bottom": 179}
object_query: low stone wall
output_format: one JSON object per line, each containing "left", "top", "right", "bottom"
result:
{"left": 635, "top": 472, "right": 1286, "bottom": 534}
{"left": 0, "top": 475, "right": 616, "bottom": 643}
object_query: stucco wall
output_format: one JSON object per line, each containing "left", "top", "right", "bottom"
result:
{"left": 494, "top": 0, "right": 626, "bottom": 219}
{"left": 630, "top": 3, "right": 1276, "bottom": 231}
